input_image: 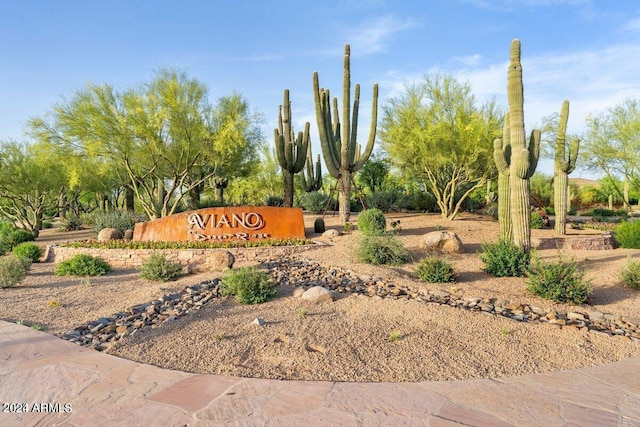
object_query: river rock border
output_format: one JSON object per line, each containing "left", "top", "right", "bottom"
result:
{"left": 59, "top": 254, "right": 640, "bottom": 351}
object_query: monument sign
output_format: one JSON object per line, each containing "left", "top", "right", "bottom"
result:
{"left": 132, "top": 207, "right": 306, "bottom": 242}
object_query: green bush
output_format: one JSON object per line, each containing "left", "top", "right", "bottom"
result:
{"left": 55, "top": 254, "right": 112, "bottom": 276}
{"left": 480, "top": 240, "right": 530, "bottom": 277}
{"left": 530, "top": 211, "right": 545, "bottom": 229}
{"left": 2, "top": 228, "right": 35, "bottom": 247}
{"left": 12, "top": 242, "right": 42, "bottom": 263}
{"left": 357, "top": 209, "right": 387, "bottom": 235}
{"left": 614, "top": 220, "right": 640, "bottom": 249}
{"left": 220, "top": 267, "right": 277, "bottom": 304}
{"left": 416, "top": 257, "right": 456, "bottom": 283}
{"left": 58, "top": 213, "right": 84, "bottom": 231}
{"left": 139, "top": 252, "right": 182, "bottom": 282}
{"left": 300, "top": 192, "right": 329, "bottom": 214}
{"left": 527, "top": 255, "right": 592, "bottom": 304}
{"left": 366, "top": 190, "right": 404, "bottom": 212}
{"left": 620, "top": 259, "right": 640, "bottom": 290}
{"left": 0, "top": 254, "right": 31, "bottom": 288}
{"left": 357, "top": 234, "right": 411, "bottom": 266}
{"left": 41, "top": 220, "right": 53, "bottom": 229}
{"left": 264, "top": 195, "right": 284, "bottom": 207}
{"left": 544, "top": 206, "right": 555, "bottom": 215}
{"left": 87, "top": 211, "right": 143, "bottom": 235}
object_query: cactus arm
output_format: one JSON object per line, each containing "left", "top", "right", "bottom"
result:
{"left": 342, "top": 44, "right": 351, "bottom": 171}
{"left": 349, "top": 84, "right": 359, "bottom": 166}
{"left": 493, "top": 139, "right": 509, "bottom": 173}
{"left": 554, "top": 100, "right": 569, "bottom": 168}
{"left": 313, "top": 74, "right": 340, "bottom": 178}
{"left": 353, "top": 83, "right": 378, "bottom": 172}
{"left": 527, "top": 129, "right": 541, "bottom": 177}
{"left": 293, "top": 124, "right": 310, "bottom": 172}
{"left": 567, "top": 137, "right": 580, "bottom": 173}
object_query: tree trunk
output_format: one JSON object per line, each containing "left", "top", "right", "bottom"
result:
{"left": 283, "top": 171, "right": 294, "bottom": 207}
{"left": 554, "top": 172, "right": 568, "bottom": 235}
{"left": 624, "top": 179, "right": 630, "bottom": 211}
{"left": 124, "top": 187, "right": 135, "bottom": 212}
{"left": 338, "top": 174, "right": 351, "bottom": 223}
{"left": 215, "top": 187, "right": 224, "bottom": 204}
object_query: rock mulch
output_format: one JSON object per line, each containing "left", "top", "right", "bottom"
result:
{"left": 59, "top": 255, "right": 640, "bottom": 351}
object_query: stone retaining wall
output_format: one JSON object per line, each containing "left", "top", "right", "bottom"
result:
{"left": 45, "top": 243, "right": 323, "bottom": 272}
{"left": 532, "top": 233, "right": 616, "bottom": 250}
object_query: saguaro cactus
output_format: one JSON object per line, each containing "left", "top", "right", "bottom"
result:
{"left": 493, "top": 116, "right": 512, "bottom": 240}
{"left": 553, "top": 100, "right": 580, "bottom": 235}
{"left": 301, "top": 143, "right": 322, "bottom": 192}
{"left": 211, "top": 176, "right": 228, "bottom": 203}
{"left": 507, "top": 39, "right": 540, "bottom": 252}
{"left": 274, "top": 89, "right": 309, "bottom": 207}
{"left": 313, "top": 44, "right": 378, "bottom": 223}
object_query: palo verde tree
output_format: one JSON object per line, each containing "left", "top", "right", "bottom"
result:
{"left": 580, "top": 98, "right": 640, "bottom": 211}
{"left": 381, "top": 74, "right": 502, "bottom": 220}
{"left": 188, "top": 92, "right": 262, "bottom": 207}
{"left": 29, "top": 69, "right": 259, "bottom": 219}
{"left": 506, "top": 39, "right": 540, "bottom": 252}
{"left": 0, "top": 140, "right": 68, "bottom": 236}
{"left": 274, "top": 89, "right": 309, "bottom": 207}
{"left": 313, "top": 44, "right": 378, "bottom": 223}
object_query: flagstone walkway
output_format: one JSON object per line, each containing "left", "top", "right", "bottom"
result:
{"left": 1, "top": 320, "right": 638, "bottom": 426}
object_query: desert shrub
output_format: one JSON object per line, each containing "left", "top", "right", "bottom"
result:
{"left": 139, "top": 252, "right": 182, "bottom": 282}
{"left": 1, "top": 227, "right": 35, "bottom": 248}
{"left": 366, "top": 190, "right": 404, "bottom": 212}
{"left": 88, "top": 211, "right": 142, "bottom": 235}
{"left": 480, "top": 240, "right": 530, "bottom": 277}
{"left": 41, "top": 220, "right": 53, "bottom": 229}
{"left": 58, "top": 213, "right": 84, "bottom": 231}
{"left": 416, "top": 257, "right": 456, "bottom": 283}
{"left": 220, "top": 267, "right": 277, "bottom": 304}
{"left": 544, "top": 206, "right": 555, "bottom": 215}
{"left": 357, "top": 234, "right": 411, "bottom": 266}
{"left": 300, "top": 192, "right": 329, "bottom": 214}
{"left": 527, "top": 255, "right": 592, "bottom": 304}
{"left": 614, "top": 220, "right": 640, "bottom": 249}
{"left": 55, "top": 254, "right": 111, "bottom": 276}
{"left": 12, "top": 242, "right": 42, "bottom": 263}
{"left": 264, "top": 195, "right": 284, "bottom": 207}
{"left": 357, "top": 209, "right": 387, "bottom": 235}
{"left": 620, "top": 259, "right": 640, "bottom": 290}
{"left": 0, "top": 254, "right": 31, "bottom": 288}
{"left": 530, "top": 211, "right": 545, "bottom": 229}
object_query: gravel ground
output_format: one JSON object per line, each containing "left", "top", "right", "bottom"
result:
{"left": 2, "top": 213, "right": 640, "bottom": 382}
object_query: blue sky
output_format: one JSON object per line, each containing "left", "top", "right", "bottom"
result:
{"left": 1, "top": 0, "right": 639, "bottom": 178}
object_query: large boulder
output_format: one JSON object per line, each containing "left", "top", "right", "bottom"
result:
{"left": 198, "top": 251, "right": 235, "bottom": 272}
{"left": 301, "top": 286, "right": 334, "bottom": 303}
{"left": 419, "top": 231, "right": 464, "bottom": 254}
{"left": 97, "top": 228, "right": 123, "bottom": 242}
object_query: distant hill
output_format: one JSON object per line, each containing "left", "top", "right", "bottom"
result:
{"left": 569, "top": 177, "right": 599, "bottom": 188}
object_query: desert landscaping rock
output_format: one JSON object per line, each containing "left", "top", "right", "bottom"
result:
{"left": 3, "top": 213, "right": 640, "bottom": 383}
{"left": 301, "top": 285, "right": 334, "bottom": 303}
{"left": 97, "top": 227, "right": 123, "bottom": 242}
{"left": 322, "top": 229, "right": 341, "bottom": 238}
{"left": 252, "top": 317, "right": 265, "bottom": 326}
{"left": 419, "top": 230, "right": 465, "bottom": 253}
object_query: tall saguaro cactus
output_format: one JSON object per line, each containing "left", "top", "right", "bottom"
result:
{"left": 301, "top": 143, "right": 322, "bottom": 192}
{"left": 313, "top": 44, "right": 378, "bottom": 223}
{"left": 493, "top": 116, "right": 512, "bottom": 240}
{"left": 553, "top": 100, "right": 580, "bottom": 235}
{"left": 507, "top": 39, "right": 540, "bottom": 252}
{"left": 274, "top": 89, "right": 309, "bottom": 207}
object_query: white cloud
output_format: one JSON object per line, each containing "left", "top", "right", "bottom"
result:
{"left": 345, "top": 16, "right": 418, "bottom": 55}
{"left": 622, "top": 16, "right": 640, "bottom": 32}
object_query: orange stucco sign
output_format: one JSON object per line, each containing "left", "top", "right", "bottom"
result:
{"left": 132, "top": 207, "right": 306, "bottom": 242}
